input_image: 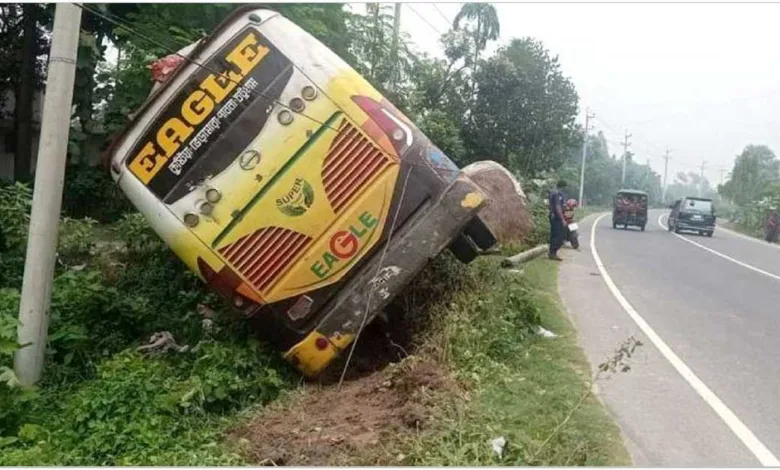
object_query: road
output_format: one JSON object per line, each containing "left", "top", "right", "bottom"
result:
{"left": 560, "top": 209, "right": 780, "bottom": 466}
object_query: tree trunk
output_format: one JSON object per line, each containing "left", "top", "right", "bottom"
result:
{"left": 14, "top": 4, "right": 38, "bottom": 182}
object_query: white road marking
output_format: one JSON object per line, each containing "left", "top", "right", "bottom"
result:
{"left": 591, "top": 213, "right": 780, "bottom": 466}
{"left": 658, "top": 213, "right": 780, "bottom": 282}
{"left": 716, "top": 224, "right": 780, "bottom": 251}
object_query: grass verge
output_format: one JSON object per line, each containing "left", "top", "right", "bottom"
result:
{"left": 392, "top": 256, "right": 631, "bottom": 466}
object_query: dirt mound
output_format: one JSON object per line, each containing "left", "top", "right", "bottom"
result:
{"left": 462, "top": 160, "right": 534, "bottom": 244}
{"left": 231, "top": 358, "right": 454, "bottom": 465}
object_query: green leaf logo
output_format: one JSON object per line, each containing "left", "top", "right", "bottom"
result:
{"left": 277, "top": 178, "right": 315, "bottom": 217}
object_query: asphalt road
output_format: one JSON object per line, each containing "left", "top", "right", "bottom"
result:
{"left": 560, "top": 209, "right": 780, "bottom": 466}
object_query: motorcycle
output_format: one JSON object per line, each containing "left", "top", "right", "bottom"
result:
{"left": 563, "top": 198, "right": 580, "bottom": 249}
{"left": 765, "top": 210, "right": 779, "bottom": 244}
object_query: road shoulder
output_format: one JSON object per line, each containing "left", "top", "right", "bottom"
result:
{"left": 559, "top": 213, "right": 757, "bottom": 466}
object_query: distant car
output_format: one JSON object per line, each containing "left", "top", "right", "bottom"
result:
{"left": 667, "top": 197, "right": 716, "bottom": 237}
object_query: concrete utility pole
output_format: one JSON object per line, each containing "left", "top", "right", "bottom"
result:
{"left": 390, "top": 3, "right": 402, "bottom": 90}
{"left": 699, "top": 160, "right": 707, "bottom": 197}
{"left": 578, "top": 108, "right": 595, "bottom": 206}
{"left": 621, "top": 130, "right": 632, "bottom": 186}
{"left": 15, "top": 3, "right": 82, "bottom": 386}
{"left": 662, "top": 148, "right": 671, "bottom": 203}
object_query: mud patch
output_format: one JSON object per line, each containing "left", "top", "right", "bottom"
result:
{"left": 231, "top": 358, "right": 455, "bottom": 465}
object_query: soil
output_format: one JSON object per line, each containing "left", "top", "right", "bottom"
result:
{"left": 230, "top": 261, "right": 465, "bottom": 465}
{"left": 231, "top": 354, "right": 456, "bottom": 466}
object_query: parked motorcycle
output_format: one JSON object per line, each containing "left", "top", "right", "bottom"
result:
{"left": 765, "top": 209, "right": 779, "bottom": 244}
{"left": 563, "top": 199, "right": 580, "bottom": 249}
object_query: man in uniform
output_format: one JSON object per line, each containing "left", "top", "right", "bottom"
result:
{"left": 548, "top": 180, "right": 568, "bottom": 261}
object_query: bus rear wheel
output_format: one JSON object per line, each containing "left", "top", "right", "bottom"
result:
{"left": 464, "top": 217, "right": 497, "bottom": 250}
{"left": 449, "top": 233, "right": 479, "bottom": 264}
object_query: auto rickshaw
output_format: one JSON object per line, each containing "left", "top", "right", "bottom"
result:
{"left": 612, "top": 189, "right": 648, "bottom": 231}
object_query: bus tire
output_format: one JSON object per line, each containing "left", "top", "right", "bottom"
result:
{"left": 464, "top": 217, "right": 497, "bottom": 250}
{"left": 449, "top": 234, "right": 479, "bottom": 264}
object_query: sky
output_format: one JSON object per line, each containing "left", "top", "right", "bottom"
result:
{"left": 383, "top": 2, "right": 780, "bottom": 186}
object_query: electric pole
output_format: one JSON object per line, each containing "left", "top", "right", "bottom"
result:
{"left": 15, "top": 3, "right": 82, "bottom": 386}
{"left": 699, "top": 160, "right": 707, "bottom": 197}
{"left": 662, "top": 148, "right": 671, "bottom": 203}
{"left": 390, "top": 3, "right": 402, "bottom": 90}
{"left": 578, "top": 108, "right": 595, "bottom": 206}
{"left": 621, "top": 130, "right": 632, "bottom": 186}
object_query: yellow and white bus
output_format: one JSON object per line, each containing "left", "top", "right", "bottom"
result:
{"left": 107, "top": 7, "right": 496, "bottom": 376}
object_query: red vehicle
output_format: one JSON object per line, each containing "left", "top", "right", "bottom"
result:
{"left": 563, "top": 198, "right": 579, "bottom": 249}
{"left": 766, "top": 209, "right": 779, "bottom": 243}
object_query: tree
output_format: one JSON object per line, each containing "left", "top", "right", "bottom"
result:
{"left": 720, "top": 145, "right": 780, "bottom": 206}
{"left": 0, "top": 4, "right": 50, "bottom": 182}
{"left": 453, "top": 3, "right": 499, "bottom": 62}
{"left": 466, "top": 38, "right": 580, "bottom": 176}
{"left": 12, "top": 4, "right": 39, "bottom": 181}
{"left": 666, "top": 171, "right": 714, "bottom": 202}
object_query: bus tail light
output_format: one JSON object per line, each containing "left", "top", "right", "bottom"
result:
{"left": 205, "top": 187, "right": 221, "bottom": 203}
{"left": 198, "top": 201, "right": 214, "bottom": 216}
{"left": 301, "top": 85, "right": 317, "bottom": 101}
{"left": 351, "top": 95, "right": 413, "bottom": 155}
{"left": 278, "top": 109, "right": 293, "bottom": 125}
{"left": 184, "top": 213, "right": 200, "bottom": 227}
{"left": 289, "top": 97, "right": 305, "bottom": 113}
{"left": 315, "top": 337, "right": 329, "bottom": 351}
{"left": 197, "top": 257, "right": 262, "bottom": 313}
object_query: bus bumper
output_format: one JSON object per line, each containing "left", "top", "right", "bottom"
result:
{"left": 284, "top": 174, "right": 489, "bottom": 377}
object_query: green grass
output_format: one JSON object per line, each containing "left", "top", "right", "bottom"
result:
{"left": 396, "top": 257, "right": 631, "bottom": 466}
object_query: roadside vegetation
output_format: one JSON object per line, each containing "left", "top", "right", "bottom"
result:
{"left": 717, "top": 145, "right": 780, "bottom": 240}
{"left": 1, "top": 2, "right": 631, "bottom": 465}
{"left": 393, "top": 257, "right": 631, "bottom": 466}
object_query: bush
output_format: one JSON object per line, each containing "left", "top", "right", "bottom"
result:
{"left": 0, "top": 341, "right": 291, "bottom": 466}
{"left": 0, "top": 182, "right": 33, "bottom": 288}
{"left": 62, "top": 165, "right": 133, "bottom": 223}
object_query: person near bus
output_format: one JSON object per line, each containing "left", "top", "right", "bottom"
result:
{"left": 548, "top": 180, "right": 568, "bottom": 261}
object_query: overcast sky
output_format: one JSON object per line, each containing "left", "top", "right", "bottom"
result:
{"left": 382, "top": 2, "right": 780, "bottom": 185}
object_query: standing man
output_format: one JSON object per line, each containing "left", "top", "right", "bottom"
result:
{"left": 548, "top": 180, "right": 568, "bottom": 261}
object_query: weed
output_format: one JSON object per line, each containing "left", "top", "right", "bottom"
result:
{"left": 395, "top": 259, "right": 631, "bottom": 466}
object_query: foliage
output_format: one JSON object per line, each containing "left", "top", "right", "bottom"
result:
{"left": 398, "top": 259, "right": 630, "bottom": 466}
{"left": 467, "top": 38, "right": 580, "bottom": 175}
{"left": 720, "top": 145, "right": 780, "bottom": 206}
{"left": 557, "top": 131, "right": 663, "bottom": 206}
{"left": 665, "top": 171, "right": 714, "bottom": 202}
{"left": 0, "top": 341, "right": 291, "bottom": 466}
{"left": 62, "top": 165, "right": 133, "bottom": 223}
{"left": 0, "top": 182, "right": 32, "bottom": 287}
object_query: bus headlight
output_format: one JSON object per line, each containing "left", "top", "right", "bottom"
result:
{"left": 278, "top": 109, "right": 293, "bottom": 125}
{"left": 302, "top": 85, "right": 317, "bottom": 101}
{"left": 289, "top": 97, "right": 305, "bottom": 113}
{"left": 205, "top": 187, "right": 221, "bottom": 203}
{"left": 184, "top": 213, "right": 200, "bottom": 227}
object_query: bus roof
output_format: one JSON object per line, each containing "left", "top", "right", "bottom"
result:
{"left": 616, "top": 189, "right": 648, "bottom": 196}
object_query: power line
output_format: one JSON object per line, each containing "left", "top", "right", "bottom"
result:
{"left": 404, "top": 3, "right": 444, "bottom": 36}
{"left": 431, "top": 3, "right": 453, "bottom": 29}
{"left": 75, "top": 3, "right": 470, "bottom": 180}
{"left": 76, "top": 3, "right": 336, "bottom": 129}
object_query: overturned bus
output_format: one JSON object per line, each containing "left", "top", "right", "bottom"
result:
{"left": 106, "top": 7, "right": 498, "bottom": 377}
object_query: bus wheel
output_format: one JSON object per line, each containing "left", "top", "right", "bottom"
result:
{"left": 464, "top": 217, "right": 497, "bottom": 250}
{"left": 449, "top": 234, "right": 479, "bottom": 264}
